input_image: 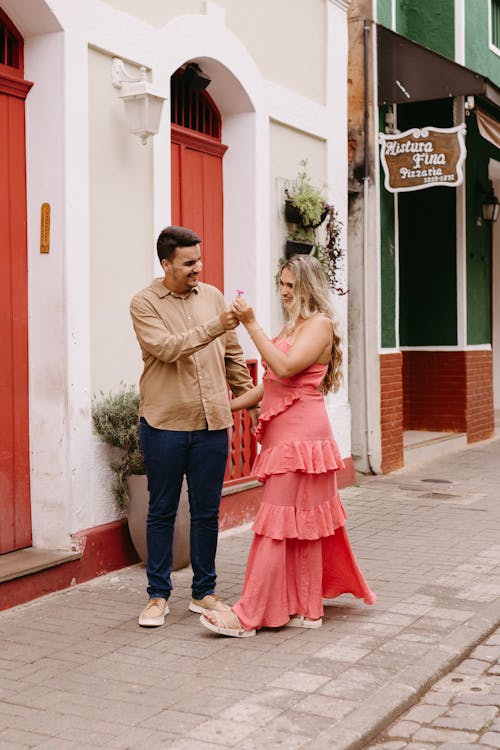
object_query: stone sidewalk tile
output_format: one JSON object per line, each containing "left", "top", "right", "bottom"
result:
{"left": 432, "top": 702, "right": 497, "bottom": 731}
{"left": 1, "top": 437, "right": 500, "bottom": 749}
{"left": 235, "top": 727, "right": 311, "bottom": 749}
{"left": 414, "top": 726, "right": 479, "bottom": 743}
{"left": 0, "top": 727, "right": 51, "bottom": 747}
{"left": 481, "top": 732, "right": 500, "bottom": 748}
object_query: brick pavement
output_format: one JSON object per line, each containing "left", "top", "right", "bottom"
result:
{"left": 0, "top": 436, "right": 499, "bottom": 749}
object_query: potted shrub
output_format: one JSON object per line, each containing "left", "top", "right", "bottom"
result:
{"left": 92, "top": 385, "right": 190, "bottom": 569}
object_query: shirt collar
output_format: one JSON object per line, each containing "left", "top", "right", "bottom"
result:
{"left": 151, "top": 278, "right": 200, "bottom": 299}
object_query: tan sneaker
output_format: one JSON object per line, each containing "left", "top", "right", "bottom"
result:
{"left": 138, "top": 597, "right": 169, "bottom": 627}
{"left": 189, "top": 594, "right": 231, "bottom": 614}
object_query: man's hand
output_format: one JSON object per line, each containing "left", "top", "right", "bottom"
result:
{"left": 219, "top": 306, "right": 240, "bottom": 331}
{"left": 247, "top": 406, "right": 261, "bottom": 432}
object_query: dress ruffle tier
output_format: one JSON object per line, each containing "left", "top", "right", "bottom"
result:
{"left": 252, "top": 490, "right": 347, "bottom": 540}
{"left": 252, "top": 438, "right": 345, "bottom": 482}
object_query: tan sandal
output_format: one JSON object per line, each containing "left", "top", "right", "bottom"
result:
{"left": 199, "top": 610, "right": 256, "bottom": 638}
{"left": 285, "top": 615, "right": 322, "bottom": 629}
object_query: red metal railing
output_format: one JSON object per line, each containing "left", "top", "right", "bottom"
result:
{"left": 224, "top": 360, "right": 258, "bottom": 485}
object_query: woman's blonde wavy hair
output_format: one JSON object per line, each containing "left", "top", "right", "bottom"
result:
{"left": 281, "top": 255, "right": 342, "bottom": 393}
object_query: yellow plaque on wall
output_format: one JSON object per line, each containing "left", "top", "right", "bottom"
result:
{"left": 40, "top": 203, "right": 50, "bottom": 253}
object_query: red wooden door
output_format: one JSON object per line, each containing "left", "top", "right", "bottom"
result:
{"left": 171, "top": 128, "right": 226, "bottom": 290}
{"left": 170, "top": 70, "right": 226, "bottom": 291}
{"left": 0, "top": 11, "right": 32, "bottom": 554}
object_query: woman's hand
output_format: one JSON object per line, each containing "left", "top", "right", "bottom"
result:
{"left": 232, "top": 296, "right": 256, "bottom": 326}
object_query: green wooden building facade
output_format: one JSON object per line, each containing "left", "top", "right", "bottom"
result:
{"left": 348, "top": 0, "right": 500, "bottom": 474}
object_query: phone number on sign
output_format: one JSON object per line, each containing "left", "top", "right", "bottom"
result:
{"left": 423, "top": 173, "right": 456, "bottom": 184}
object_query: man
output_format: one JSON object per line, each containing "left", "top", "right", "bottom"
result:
{"left": 130, "top": 226, "right": 256, "bottom": 627}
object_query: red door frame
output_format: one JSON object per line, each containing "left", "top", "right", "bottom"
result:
{"left": 0, "top": 9, "right": 33, "bottom": 554}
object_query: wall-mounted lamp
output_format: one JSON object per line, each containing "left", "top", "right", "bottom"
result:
{"left": 481, "top": 187, "right": 500, "bottom": 223}
{"left": 111, "top": 58, "right": 166, "bottom": 145}
{"left": 183, "top": 62, "right": 211, "bottom": 91}
{"left": 464, "top": 95, "right": 475, "bottom": 116}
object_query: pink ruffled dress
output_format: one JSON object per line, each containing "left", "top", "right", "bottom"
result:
{"left": 232, "top": 338, "right": 376, "bottom": 630}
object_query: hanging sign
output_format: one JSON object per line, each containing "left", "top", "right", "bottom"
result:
{"left": 379, "top": 124, "right": 467, "bottom": 193}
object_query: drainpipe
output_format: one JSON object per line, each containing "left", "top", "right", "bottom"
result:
{"left": 363, "top": 19, "right": 375, "bottom": 474}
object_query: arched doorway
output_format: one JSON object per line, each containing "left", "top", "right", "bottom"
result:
{"left": 0, "top": 6, "right": 32, "bottom": 554}
{"left": 170, "top": 66, "right": 227, "bottom": 290}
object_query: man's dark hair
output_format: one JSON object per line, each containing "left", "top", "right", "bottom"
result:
{"left": 157, "top": 226, "right": 202, "bottom": 262}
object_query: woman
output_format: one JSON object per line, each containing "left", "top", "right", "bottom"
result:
{"left": 200, "top": 255, "right": 375, "bottom": 637}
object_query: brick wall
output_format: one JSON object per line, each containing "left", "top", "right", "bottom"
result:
{"left": 466, "top": 350, "right": 494, "bottom": 442}
{"left": 403, "top": 351, "right": 467, "bottom": 432}
{"left": 402, "top": 350, "right": 493, "bottom": 442}
{"left": 380, "top": 353, "right": 404, "bottom": 472}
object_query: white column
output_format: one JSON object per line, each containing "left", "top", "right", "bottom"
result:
{"left": 25, "top": 30, "right": 70, "bottom": 548}
{"left": 326, "top": 0, "right": 351, "bottom": 457}
{"left": 62, "top": 28, "right": 94, "bottom": 535}
{"left": 455, "top": 0, "right": 466, "bottom": 65}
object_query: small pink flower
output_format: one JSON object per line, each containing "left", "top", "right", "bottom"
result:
{"left": 236, "top": 289, "right": 245, "bottom": 296}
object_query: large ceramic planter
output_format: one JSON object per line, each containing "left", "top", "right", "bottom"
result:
{"left": 126, "top": 474, "right": 190, "bottom": 571}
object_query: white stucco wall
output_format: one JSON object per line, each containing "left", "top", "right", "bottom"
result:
{"left": 100, "top": 0, "right": 326, "bottom": 103}
{"left": 100, "top": 0, "right": 203, "bottom": 27}
{"left": 88, "top": 47, "right": 154, "bottom": 395}
{"left": 10, "top": 0, "right": 352, "bottom": 550}
{"left": 222, "top": 0, "right": 326, "bottom": 104}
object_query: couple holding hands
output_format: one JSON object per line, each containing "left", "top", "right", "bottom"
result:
{"left": 130, "top": 225, "right": 375, "bottom": 637}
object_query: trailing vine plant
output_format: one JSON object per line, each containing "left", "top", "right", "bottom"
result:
{"left": 314, "top": 204, "right": 347, "bottom": 295}
{"left": 283, "top": 161, "right": 348, "bottom": 295}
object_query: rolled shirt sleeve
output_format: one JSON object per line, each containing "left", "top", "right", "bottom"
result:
{"left": 130, "top": 279, "right": 254, "bottom": 430}
{"left": 130, "top": 295, "right": 225, "bottom": 363}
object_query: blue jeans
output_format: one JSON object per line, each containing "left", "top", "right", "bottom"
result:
{"left": 139, "top": 418, "right": 228, "bottom": 600}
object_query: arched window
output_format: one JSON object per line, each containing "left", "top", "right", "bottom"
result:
{"left": 0, "top": 7, "right": 23, "bottom": 77}
{"left": 170, "top": 67, "right": 221, "bottom": 140}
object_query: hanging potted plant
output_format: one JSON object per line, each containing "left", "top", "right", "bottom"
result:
{"left": 282, "top": 161, "right": 348, "bottom": 295}
{"left": 285, "top": 160, "right": 328, "bottom": 228}
{"left": 285, "top": 228, "right": 315, "bottom": 258}
{"left": 92, "top": 385, "right": 190, "bottom": 569}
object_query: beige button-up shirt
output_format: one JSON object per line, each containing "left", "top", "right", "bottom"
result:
{"left": 130, "top": 278, "right": 254, "bottom": 431}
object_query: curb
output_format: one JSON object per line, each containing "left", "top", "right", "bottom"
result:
{"left": 309, "top": 597, "right": 500, "bottom": 749}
